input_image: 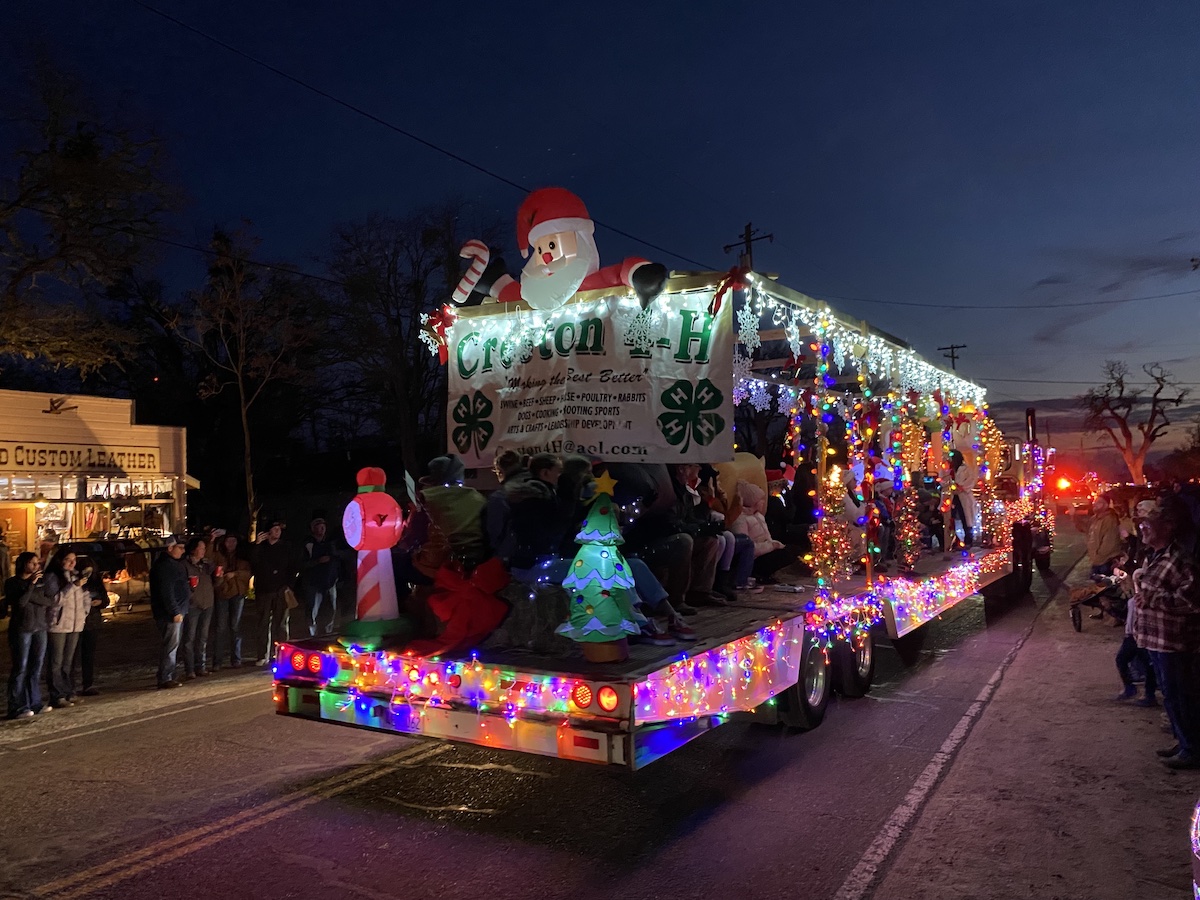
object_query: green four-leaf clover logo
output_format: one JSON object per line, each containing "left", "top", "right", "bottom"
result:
{"left": 451, "top": 390, "right": 494, "bottom": 457}
{"left": 657, "top": 378, "right": 725, "bottom": 452}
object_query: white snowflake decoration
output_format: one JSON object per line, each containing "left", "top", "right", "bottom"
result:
{"left": 733, "top": 379, "right": 750, "bottom": 406}
{"left": 749, "top": 380, "right": 772, "bottom": 412}
{"left": 732, "top": 347, "right": 752, "bottom": 384}
{"left": 736, "top": 303, "right": 761, "bottom": 351}
{"left": 418, "top": 313, "right": 441, "bottom": 357}
{"left": 777, "top": 388, "right": 795, "bottom": 416}
{"left": 623, "top": 308, "right": 662, "bottom": 355}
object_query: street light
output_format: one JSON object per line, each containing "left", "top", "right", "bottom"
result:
{"left": 33, "top": 492, "right": 49, "bottom": 509}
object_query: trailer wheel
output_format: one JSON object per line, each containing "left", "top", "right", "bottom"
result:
{"left": 778, "top": 640, "right": 831, "bottom": 730}
{"left": 835, "top": 633, "right": 875, "bottom": 698}
{"left": 1011, "top": 522, "right": 1034, "bottom": 596}
{"left": 892, "top": 627, "right": 927, "bottom": 666}
{"left": 1035, "top": 553, "right": 1052, "bottom": 574}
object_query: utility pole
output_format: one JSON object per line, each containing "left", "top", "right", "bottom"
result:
{"left": 938, "top": 344, "right": 966, "bottom": 371}
{"left": 724, "top": 222, "right": 773, "bottom": 270}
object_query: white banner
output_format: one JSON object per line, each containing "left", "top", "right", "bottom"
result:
{"left": 446, "top": 289, "right": 734, "bottom": 466}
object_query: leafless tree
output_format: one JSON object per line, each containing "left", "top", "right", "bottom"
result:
{"left": 1079, "top": 361, "right": 1188, "bottom": 485}
{"left": 174, "top": 228, "right": 322, "bottom": 537}
{"left": 1, "top": 61, "right": 176, "bottom": 372}
{"left": 323, "top": 204, "right": 499, "bottom": 484}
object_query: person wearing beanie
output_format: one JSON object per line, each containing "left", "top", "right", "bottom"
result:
{"left": 299, "top": 512, "right": 341, "bottom": 637}
{"left": 149, "top": 536, "right": 189, "bottom": 688}
{"left": 251, "top": 521, "right": 296, "bottom": 665}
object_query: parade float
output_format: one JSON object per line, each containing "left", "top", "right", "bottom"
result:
{"left": 273, "top": 189, "right": 1051, "bottom": 768}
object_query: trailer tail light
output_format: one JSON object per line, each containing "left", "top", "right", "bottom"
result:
{"left": 290, "top": 651, "right": 307, "bottom": 672}
{"left": 571, "top": 683, "right": 593, "bottom": 709}
{"left": 597, "top": 685, "right": 619, "bottom": 713}
{"left": 307, "top": 653, "right": 323, "bottom": 674}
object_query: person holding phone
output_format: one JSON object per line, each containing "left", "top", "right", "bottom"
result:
{"left": 73, "top": 557, "right": 110, "bottom": 696}
{"left": 42, "top": 548, "right": 91, "bottom": 708}
{"left": 5, "top": 551, "right": 55, "bottom": 718}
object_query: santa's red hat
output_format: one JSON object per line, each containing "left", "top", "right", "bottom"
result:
{"left": 515, "top": 187, "right": 595, "bottom": 257}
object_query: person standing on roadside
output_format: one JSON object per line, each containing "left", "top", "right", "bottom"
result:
{"left": 43, "top": 548, "right": 90, "bottom": 708}
{"left": 252, "top": 521, "right": 294, "bottom": 665}
{"left": 211, "top": 533, "right": 250, "bottom": 670}
{"left": 299, "top": 513, "right": 339, "bottom": 637}
{"left": 1130, "top": 497, "right": 1200, "bottom": 769}
{"left": 4, "top": 552, "right": 54, "bottom": 718}
{"left": 180, "top": 538, "right": 215, "bottom": 680}
{"left": 1087, "top": 494, "right": 1124, "bottom": 577}
{"left": 150, "top": 537, "right": 189, "bottom": 689}
{"left": 74, "top": 560, "right": 109, "bottom": 696}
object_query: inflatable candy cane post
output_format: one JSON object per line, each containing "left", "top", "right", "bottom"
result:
{"left": 342, "top": 467, "right": 404, "bottom": 622}
{"left": 450, "top": 240, "right": 491, "bottom": 306}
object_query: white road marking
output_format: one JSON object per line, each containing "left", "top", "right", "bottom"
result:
{"left": 30, "top": 741, "right": 448, "bottom": 899}
{"left": 384, "top": 798, "right": 498, "bottom": 815}
{"left": 9, "top": 687, "right": 274, "bottom": 751}
{"left": 832, "top": 553, "right": 1082, "bottom": 900}
{"left": 0, "top": 678, "right": 271, "bottom": 747}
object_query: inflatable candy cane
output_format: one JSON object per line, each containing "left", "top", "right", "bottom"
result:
{"left": 451, "top": 239, "right": 491, "bottom": 306}
{"left": 342, "top": 468, "right": 404, "bottom": 621}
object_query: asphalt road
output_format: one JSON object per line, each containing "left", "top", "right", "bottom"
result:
{"left": 0, "top": 535, "right": 1083, "bottom": 900}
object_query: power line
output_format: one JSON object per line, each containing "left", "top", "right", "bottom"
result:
{"left": 979, "top": 376, "right": 1200, "bottom": 387}
{"left": 818, "top": 287, "right": 1200, "bottom": 311}
{"left": 130, "top": 1, "right": 715, "bottom": 272}
{"left": 13, "top": 201, "right": 347, "bottom": 288}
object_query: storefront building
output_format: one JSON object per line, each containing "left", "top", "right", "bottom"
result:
{"left": 0, "top": 389, "right": 195, "bottom": 553}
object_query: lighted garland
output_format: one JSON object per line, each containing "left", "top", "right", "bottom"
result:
{"left": 808, "top": 467, "right": 856, "bottom": 586}
{"left": 894, "top": 483, "right": 922, "bottom": 571}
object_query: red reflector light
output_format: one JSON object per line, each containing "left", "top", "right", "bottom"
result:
{"left": 447, "top": 674, "right": 462, "bottom": 688}
{"left": 573, "top": 735, "right": 600, "bottom": 750}
{"left": 307, "top": 654, "right": 323, "bottom": 674}
{"left": 290, "top": 651, "right": 306, "bottom": 671}
{"left": 597, "top": 685, "right": 619, "bottom": 713}
{"left": 571, "top": 683, "right": 593, "bottom": 709}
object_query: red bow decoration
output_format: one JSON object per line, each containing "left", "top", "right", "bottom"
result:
{"left": 905, "top": 389, "right": 921, "bottom": 407}
{"left": 422, "top": 304, "right": 458, "bottom": 364}
{"left": 405, "top": 557, "right": 511, "bottom": 657}
{"left": 951, "top": 412, "right": 972, "bottom": 428}
{"left": 710, "top": 266, "right": 752, "bottom": 316}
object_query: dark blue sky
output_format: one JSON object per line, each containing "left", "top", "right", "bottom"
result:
{"left": 6, "top": 1, "right": 1200, "bottom": 462}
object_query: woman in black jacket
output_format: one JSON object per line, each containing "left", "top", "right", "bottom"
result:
{"left": 4, "top": 551, "right": 55, "bottom": 718}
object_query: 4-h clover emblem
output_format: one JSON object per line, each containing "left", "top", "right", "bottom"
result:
{"left": 451, "top": 390, "right": 494, "bottom": 457}
{"left": 657, "top": 378, "right": 725, "bottom": 452}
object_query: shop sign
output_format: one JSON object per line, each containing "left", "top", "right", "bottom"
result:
{"left": 445, "top": 289, "right": 734, "bottom": 465}
{"left": 0, "top": 442, "right": 162, "bottom": 474}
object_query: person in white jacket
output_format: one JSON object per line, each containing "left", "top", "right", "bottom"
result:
{"left": 950, "top": 451, "right": 980, "bottom": 548}
{"left": 42, "top": 548, "right": 91, "bottom": 708}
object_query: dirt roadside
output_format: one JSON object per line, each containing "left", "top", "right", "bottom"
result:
{"left": 871, "top": 547, "right": 1195, "bottom": 899}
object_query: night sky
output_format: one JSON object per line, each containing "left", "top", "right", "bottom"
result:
{"left": 6, "top": 1, "right": 1199, "bottom": 473}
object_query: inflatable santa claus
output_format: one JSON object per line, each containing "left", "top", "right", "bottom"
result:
{"left": 452, "top": 187, "right": 668, "bottom": 311}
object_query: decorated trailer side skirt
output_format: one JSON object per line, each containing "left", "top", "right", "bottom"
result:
{"left": 881, "top": 548, "right": 1013, "bottom": 639}
{"left": 272, "top": 617, "right": 807, "bottom": 769}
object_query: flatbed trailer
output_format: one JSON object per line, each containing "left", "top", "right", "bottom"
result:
{"left": 274, "top": 546, "right": 1014, "bottom": 769}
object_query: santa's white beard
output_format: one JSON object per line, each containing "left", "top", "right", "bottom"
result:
{"left": 520, "top": 237, "right": 599, "bottom": 311}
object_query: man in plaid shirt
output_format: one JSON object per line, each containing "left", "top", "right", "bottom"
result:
{"left": 1132, "top": 497, "right": 1200, "bottom": 769}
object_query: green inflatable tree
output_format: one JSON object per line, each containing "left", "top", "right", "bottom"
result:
{"left": 557, "top": 472, "right": 639, "bottom": 647}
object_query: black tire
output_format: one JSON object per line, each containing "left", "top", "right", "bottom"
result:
{"left": 1035, "top": 553, "right": 1052, "bottom": 573}
{"left": 778, "top": 638, "right": 831, "bottom": 730}
{"left": 1011, "top": 522, "right": 1034, "bottom": 596}
{"left": 835, "top": 633, "right": 876, "bottom": 698}
{"left": 1071, "top": 605, "right": 1083, "bottom": 632}
{"left": 892, "top": 627, "right": 928, "bottom": 667}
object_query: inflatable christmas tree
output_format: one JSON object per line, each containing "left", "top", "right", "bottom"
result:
{"left": 557, "top": 471, "right": 639, "bottom": 662}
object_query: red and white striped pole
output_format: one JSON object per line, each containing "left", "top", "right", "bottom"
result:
{"left": 342, "top": 467, "right": 404, "bottom": 623}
